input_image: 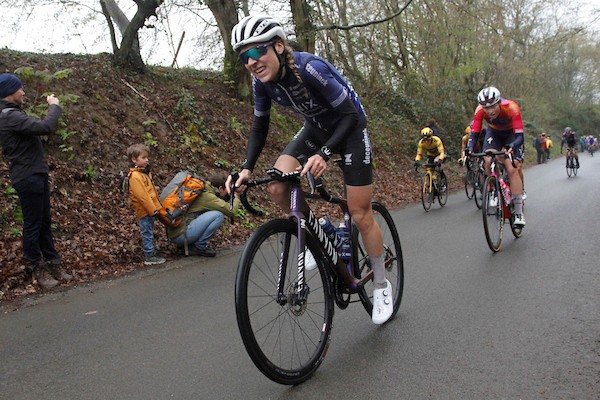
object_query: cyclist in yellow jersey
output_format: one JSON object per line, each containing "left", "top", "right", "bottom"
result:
{"left": 414, "top": 127, "right": 445, "bottom": 170}
{"left": 460, "top": 125, "right": 471, "bottom": 164}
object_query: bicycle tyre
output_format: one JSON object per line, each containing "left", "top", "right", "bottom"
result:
{"left": 574, "top": 161, "right": 578, "bottom": 176}
{"left": 421, "top": 174, "right": 433, "bottom": 212}
{"left": 235, "top": 219, "right": 334, "bottom": 385}
{"left": 482, "top": 176, "right": 504, "bottom": 252}
{"left": 465, "top": 169, "right": 475, "bottom": 199}
{"left": 474, "top": 169, "right": 485, "bottom": 210}
{"left": 352, "top": 202, "right": 404, "bottom": 322}
{"left": 567, "top": 156, "right": 573, "bottom": 177}
{"left": 438, "top": 171, "right": 448, "bottom": 206}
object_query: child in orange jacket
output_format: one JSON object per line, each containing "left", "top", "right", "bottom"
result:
{"left": 127, "top": 143, "right": 165, "bottom": 265}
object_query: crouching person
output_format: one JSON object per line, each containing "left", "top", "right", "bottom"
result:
{"left": 167, "top": 173, "right": 240, "bottom": 257}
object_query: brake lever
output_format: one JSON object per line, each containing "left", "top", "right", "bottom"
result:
{"left": 229, "top": 171, "right": 239, "bottom": 210}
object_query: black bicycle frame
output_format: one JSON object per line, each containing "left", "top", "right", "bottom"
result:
{"left": 275, "top": 178, "right": 373, "bottom": 306}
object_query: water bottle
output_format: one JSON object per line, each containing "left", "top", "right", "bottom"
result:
{"left": 336, "top": 221, "right": 351, "bottom": 262}
{"left": 499, "top": 176, "right": 511, "bottom": 205}
{"left": 318, "top": 217, "right": 339, "bottom": 249}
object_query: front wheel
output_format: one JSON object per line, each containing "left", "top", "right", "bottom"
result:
{"left": 352, "top": 202, "right": 404, "bottom": 323}
{"left": 482, "top": 176, "right": 504, "bottom": 252}
{"left": 438, "top": 171, "right": 448, "bottom": 207}
{"left": 421, "top": 173, "right": 433, "bottom": 211}
{"left": 235, "top": 219, "right": 334, "bottom": 385}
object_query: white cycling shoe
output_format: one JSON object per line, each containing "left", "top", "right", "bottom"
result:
{"left": 372, "top": 279, "right": 394, "bottom": 325}
{"left": 513, "top": 214, "right": 526, "bottom": 228}
{"left": 488, "top": 194, "right": 498, "bottom": 208}
{"left": 304, "top": 249, "right": 318, "bottom": 271}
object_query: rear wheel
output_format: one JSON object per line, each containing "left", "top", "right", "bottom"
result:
{"left": 567, "top": 155, "right": 574, "bottom": 177}
{"left": 474, "top": 169, "right": 485, "bottom": 209}
{"left": 235, "top": 219, "right": 334, "bottom": 385}
{"left": 438, "top": 171, "right": 448, "bottom": 207}
{"left": 352, "top": 202, "right": 404, "bottom": 322}
{"left": 421, "top": 174, "right": 433, "bottom": 211}
{"left": 482, "top": 176, "right": 504, "bottom": 252}
{"left": 465, "top": 169, "right": 475, "bottom": 199}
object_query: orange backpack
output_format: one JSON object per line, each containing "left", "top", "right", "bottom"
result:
{"left": 158, "top": 171, "right": 205, "bottom": 228}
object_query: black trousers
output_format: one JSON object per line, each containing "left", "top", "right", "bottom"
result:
{"left": 13, "top": 173, "right": 60, "bottom": 266}
{"left": 536, "top": 149, "right": 544, "bottom": 164}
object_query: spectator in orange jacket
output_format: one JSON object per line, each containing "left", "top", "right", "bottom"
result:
{"left": 127, "top": 143, "right": 165, "bottom": 265}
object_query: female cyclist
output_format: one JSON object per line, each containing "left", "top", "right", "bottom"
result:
{"left": 226, "top": 15, "right": 393, "bottom": 324}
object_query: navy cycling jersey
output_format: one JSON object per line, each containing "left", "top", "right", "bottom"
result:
{"left": 253, "top": 52, "right": 365, "bottom": 131}
{"left": 242, "top": 52, "right": 368, "bottom": 171}
{"left": 563, "top": 132, "right": 577, "bottom": 147}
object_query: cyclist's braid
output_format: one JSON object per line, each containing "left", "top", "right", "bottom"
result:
{"left": 283, "top": 44, "right": 309, "bottom": 97}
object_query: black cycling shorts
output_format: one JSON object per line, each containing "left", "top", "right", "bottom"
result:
{"left": 482, "top": 127, "right": 524, "bottom": 161}
{"left": 282, "top": 120, "right": 373, "bottom": 186}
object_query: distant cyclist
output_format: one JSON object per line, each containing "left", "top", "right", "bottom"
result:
{"left": 465, "top": 86, "right": 526, "bottom": 227}
{"left": 562, "top": 127, "right": 579, "bottom": 168}
{"left": 414, "top": 127, "right": 446, "bottom": 182}
{"left": 460, "top": 125, "right": 471, "bottom": 164}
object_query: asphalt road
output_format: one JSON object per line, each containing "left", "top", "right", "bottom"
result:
{"left": 1, "top": 153, "right": 599, "bottom": 399}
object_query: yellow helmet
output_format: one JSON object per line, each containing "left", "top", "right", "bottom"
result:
{"left": 421, "top": 127, "right": 433, "bottom": 139}
{"left": 465, "top": 126, "right": 471, "bottom": 134}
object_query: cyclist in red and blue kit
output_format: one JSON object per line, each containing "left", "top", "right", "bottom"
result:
{"left": 465, "top": 86, "right": 526, "bottom": 227}
{"left": 227, "top": 15, "right": 393, "bottom": 324}
{"left": 562, "top": 127, "right": 579, "bottom": 168}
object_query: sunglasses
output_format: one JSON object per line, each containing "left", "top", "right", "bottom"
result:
{"left": 239, "top": 42, "right": 274, "bottom": 64}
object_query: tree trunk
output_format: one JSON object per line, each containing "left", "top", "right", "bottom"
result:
{"left": 205, "top": 0, "right": 251, "bottom": 98}
{"left": 101, "top": 0, "right": 163, "bottom": 73}
{"left": 290, "top": 0, "right": 315, "bottom": 52}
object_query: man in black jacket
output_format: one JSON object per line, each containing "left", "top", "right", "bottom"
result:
{"left": 0, "top": 73, "right": 72, "bottom": 288}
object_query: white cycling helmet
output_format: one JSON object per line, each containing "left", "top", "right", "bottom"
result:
{"left": 231, "top": 15, "right": 287, "bottom": 52}
{"left": 477, "top": 86, "right": 501, "bottom": 107}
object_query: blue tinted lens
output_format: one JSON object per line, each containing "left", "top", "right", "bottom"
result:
{"left": 239, "top": 43, "right": 272, "bottom": 64}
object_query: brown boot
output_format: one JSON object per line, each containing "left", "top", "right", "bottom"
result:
{"left": 48, "top": 261, "right": 73, "bottom": 281}
{"left": 33, "top": 264, "right": 59, "bottom": 289}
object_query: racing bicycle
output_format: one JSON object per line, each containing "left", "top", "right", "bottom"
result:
{"left": 565, "top": 147, "right": 578, "bottom": 178}
{"left": 472, "top": 151, "right": 524, "bottom": 252}
{"left": 232, "top": 159, "right": 404, "bottom": 385}
{"left": 415, "top": 162, "right": 448, "bottom": 211}
{"left": 464, "top": 155, "right": 485, "bottom": 209}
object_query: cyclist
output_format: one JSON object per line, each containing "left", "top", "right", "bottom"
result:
{"left": 460, "top": 125, "right": 471, "bottom": 164}
{"left": 562, "top": 127, "right": 579, "bottom": 168}
{"left": 465, "top": 86, "right": 526, "bottom": 227}
{"left": 414, "top": 127, "right": 446, "bottom": 175}
{"left": 227, "top": 15, "right": 393, "bottom": 324}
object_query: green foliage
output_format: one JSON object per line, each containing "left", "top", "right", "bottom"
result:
{"left": 214, "top": 158, "right": 232, "bottom": 169}
{"left": 228, "top": 117, "right": 244, "bottom": 135}
{"left": 269, "top": 107, "right": 301, "bottom": 140}
{"left": 57, "top": 129, "right": 76, "bottom": 141}
{"left": 1, "top": 186, "right": 23, "bottom": 229}
{"left": 235, "top": 206, "right": 261, "bottom": 230}
{"left": 91, "top": 115, "right": 105, "bottom": 125}
{"left": 142, "top": 119, "right": 157, "bottom": 127}
{"left": 53, "top": 68, "right": 72, "bottom": 79}
{"left": 143, "top": 132, "right": 158, "bottom": 147}
{"left": 84, "top": 164, "right": 98, "bottom": 182}
{"left": 59, "top": 144, "right": 75, "bottom": 161}
{"left": 173, "top": 87, "right": 216, "bottom": 152}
